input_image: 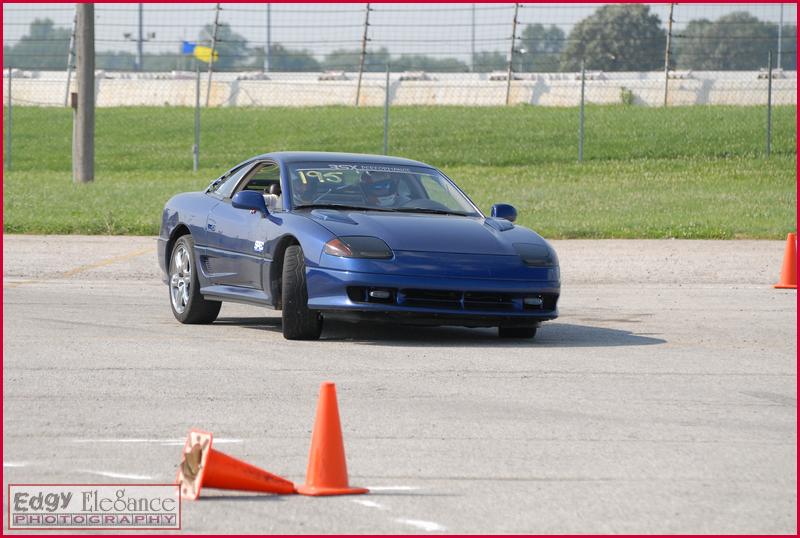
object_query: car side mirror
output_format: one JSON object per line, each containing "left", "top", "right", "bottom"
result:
{"left": 491, "top": 203, "right": 517, "bottom": 223}
{"left": 232, "top": 190, "right": 269, "bottom": 217}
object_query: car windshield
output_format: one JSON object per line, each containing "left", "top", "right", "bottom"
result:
{"left": 287, "top": 161, "right": 481, "bottom": 216}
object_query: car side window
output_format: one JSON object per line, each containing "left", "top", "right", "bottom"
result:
{"left": 216, "top": 166, "right": 252, "bottom": 198}
{"left": 238, "top": 162, "right": 281, "bottom": 193}
{"left": 233, "top": 161, "right": 285, "bottom": 213}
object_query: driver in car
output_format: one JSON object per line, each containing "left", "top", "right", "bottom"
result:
{"left": 360, "top": 170, "right": 410, "bottom": 208}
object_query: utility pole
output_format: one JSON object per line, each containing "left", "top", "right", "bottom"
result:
{"left": 72, "top": 3, "right": 94, "bottom": 184}
{"left": 471, "top": 4, "right": 476, "bottom": 72}
{"left": 137, "top": 3, "right": 144, "bottom": 71}
{"left": 505, "top": 3, "right": 519, "bottom": 106}
{"left": 355, "top": 3, "right": 371, "bottom": 107}
{"left": 663, "top": 3, "right": 674, "bottom": 107}
{"left": 265, "top": 3, "right": 272, "bottom": 72}
{"left": 205, "top": 3, "right": 221, "bottom": 107}
{"left": 777, "top": 3, "right": 783, "bottom": 70}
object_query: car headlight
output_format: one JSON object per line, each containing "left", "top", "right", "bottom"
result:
{"left": 324, "top": 236, "right": 394, "bottom": 259}
{"left": 513, "top": 242, "right": 558, "bottom": 267}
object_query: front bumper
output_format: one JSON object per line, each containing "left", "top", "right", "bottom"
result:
{"left": 305, "top": 266, "right": 559, "bottom": 327}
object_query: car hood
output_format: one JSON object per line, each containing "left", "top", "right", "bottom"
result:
{"left": 304, "top": 209, "right": 521, "bottom": 255}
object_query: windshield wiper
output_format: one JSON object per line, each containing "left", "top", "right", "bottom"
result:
{"left": 293, "top": 203, "right": 396, "bottom": 212}
{"left": 393, "top": 207, "right": 470, "bottom": 216}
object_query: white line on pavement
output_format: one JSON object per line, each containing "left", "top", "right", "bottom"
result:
{"left": 352, "top": 499, "right": 388, "bottom": 510}
{"left": 3, "top": 462, "right": 28, "bottom": 468}
{"left": 395, "top": 518, "right": 447, "bottom": 532}
{"left": 80, "top": 470, "right": 155, "bottom": 480}
{"left": 366, "top": 485, "right": 421, "bottom": 491}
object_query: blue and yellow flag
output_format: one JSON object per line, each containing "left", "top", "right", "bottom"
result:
{"left": 182, "top": 41, "right": 219, "bottom": 63}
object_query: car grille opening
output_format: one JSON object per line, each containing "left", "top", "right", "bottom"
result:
{"left": 402, "top": 289, "right": 462, "bottom": 309}
{"left": 347, "top": 287, "right": 558, "bottom": 313}
{"left": 463, "top": 291, "right": 514, "bottom": 311}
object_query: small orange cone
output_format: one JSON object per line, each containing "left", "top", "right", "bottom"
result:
{"left": 296, "top": 382, "right": 368, "bottom": 496}
{"left": 774, "top": 232, "right": 797, "bottom": 289}
{"left": 176, "top": 429, "right": 296, "bottom": 500}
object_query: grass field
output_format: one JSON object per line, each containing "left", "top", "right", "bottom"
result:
{"left": 3, "top": 105, "right": 796, "bottom": 238}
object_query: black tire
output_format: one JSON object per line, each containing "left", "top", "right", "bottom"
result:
{"left": 281, "top": 245, "right": 323, "bottom": 340}
{"left": 168, "top": 235, "right": 221, "bottom": 324}
{"left": 498, "top": 326, "right": 538, "bottom": 339}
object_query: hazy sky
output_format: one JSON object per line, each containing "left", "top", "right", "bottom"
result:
{"left": 3, "top": 3, "right": 796, "bottom": 63}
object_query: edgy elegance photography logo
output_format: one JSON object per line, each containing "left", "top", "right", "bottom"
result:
{"left": 8, "top": 484, "right": 181, "bottom": 530}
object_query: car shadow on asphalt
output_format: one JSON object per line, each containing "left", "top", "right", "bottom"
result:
{"left": 196, "top": 494, "right": 285, "bottom": 502}
{"left": 215, "top": 317, "right": 665, "bottom": 347}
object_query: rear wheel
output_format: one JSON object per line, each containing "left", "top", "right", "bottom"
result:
{"left": 498, "top": 326, "right": 537, "bottom": 339}
{"left": 281, "top": 245, "right": 323, "bottom": 340}
{"left": 169, "top": 235, "right": 221, "bottom": 324}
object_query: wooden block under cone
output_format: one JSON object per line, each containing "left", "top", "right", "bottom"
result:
{"left": 297, "top": 382, "right": 368, "bottom": 496}
{"left": 176, "top": 429, "right": 296, "bottom": 500}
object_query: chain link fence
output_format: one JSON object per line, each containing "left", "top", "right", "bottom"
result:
{"left": 3, "top": 3, "right": 797, "bottom": 169}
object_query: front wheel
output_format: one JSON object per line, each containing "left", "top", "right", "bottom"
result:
{"left": 281, "top": 245, "right": 323, "bottom": 340}
{"left": 498, "top": 326, "right": 537, "bottom": 339}
{"left": 169, "top": 235, "right": 221, "bottom": 324}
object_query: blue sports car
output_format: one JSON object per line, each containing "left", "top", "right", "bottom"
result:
{"left": 158, "top": 152, "right": 560, "bottom": 340}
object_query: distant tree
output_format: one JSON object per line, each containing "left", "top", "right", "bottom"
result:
{"left": 4, "top": 18, "right": 70, "bottom": 69}
{"left": 560, "top": 4, "right": 666, "bottom": 71}
{"left": 518, "top": 24, "right": 565, "bottom": 72}
{"left": 472, "top": 51, "right": 507, "bottom": 72}
{"left": 323, "top": 47, "right": 390, "bottom": 72}
{"left": 268, "top": 43, "right": 320, "bottom": 71}
{"left": 778, "top": 25, "right": 798, "bottom": 71}
{"left": 142, "top": 52, "right": 183, "bottom": 72}
{"left": 250, "top": 46, "right": 267, "bottom": 71}
{"left": 96, "top": 51, "right": 136, "bottom": 71}
{"left": 198, "top": 22, "right": 251, "bottom": 70}
{"left": 392, "top": 54, "right": 468, "bottom": 72}
{"left": 675, "top": 12, "right": 797, "bottom": 70}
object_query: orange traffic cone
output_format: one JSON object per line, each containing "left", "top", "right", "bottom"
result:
{"left": 176, "top": 429, "right": 296, "bottom": 500}
{"left": 774, "top": 232, "right": 797, "bottom": 289}
{"left": 296, "top": 382, "right": 368, "bottom": 496}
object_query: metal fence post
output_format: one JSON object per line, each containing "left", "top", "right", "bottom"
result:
{"left": 383, "top": 64, "right": 390, "bottom": 155}
{"left": 265, "top": 3, "right": 272, "bottom": 72}
{"left": 766, "top": 50, "right": 773, "bottom": 158}
{"left": 578, "top": 59, "right": 585, "bottom": 163}
{"left": 137, "top": 3, "right": 144, "bottom": 71}
{"left": 355, "top": 3, "right": 371, "bottom": 107}
{"left": 6, "top": 67, "right": 11, "bottom": 171}
{"left": 194, "top": 62, "right": 200, "bottom": 172}
{"left": 470, "top": 3, "right": 476, "bottom": 72}
{"left": 205, "top": 3, "right": 221, "bottom": 107}
{"left": 505, "top": 3, "right": 519, "bottom": 106}
{"left": 663, "top": 3, "right": 674, "bottom": 107}
{"left": 778, "top": 3, "right": 783, "bottom": 70}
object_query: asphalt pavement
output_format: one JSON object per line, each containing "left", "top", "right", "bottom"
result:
{"left": 3, "top": 235, "right": 796, "bottom": 533}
